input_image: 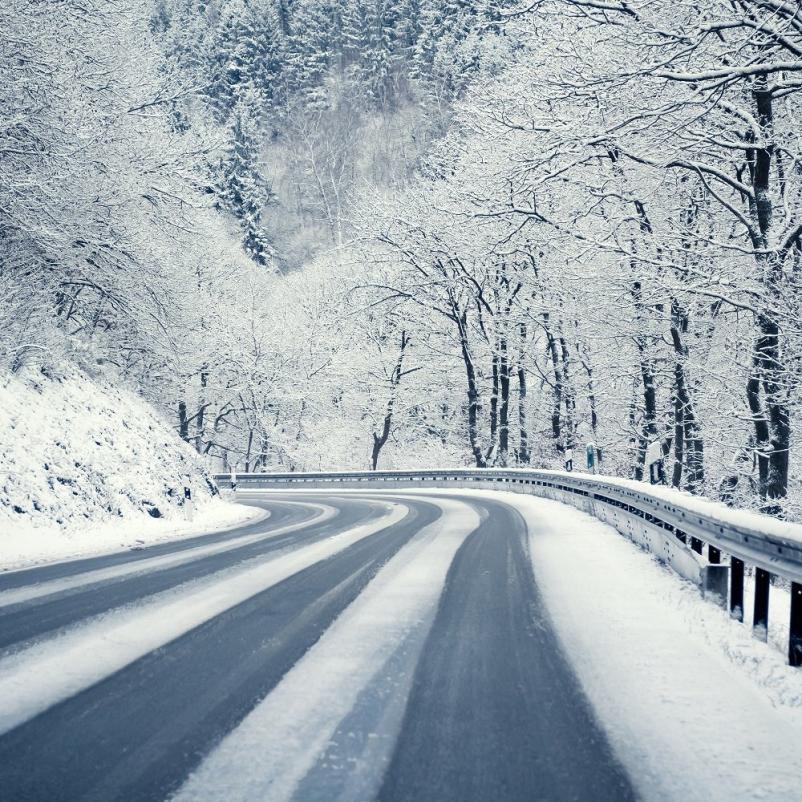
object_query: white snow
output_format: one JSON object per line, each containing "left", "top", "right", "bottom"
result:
{"left": 504, "top": 467, "right": 802, "bottom": 544}
{"left": 508, "top": 492, "right": 802, "bottom": 802}
{"left": 172, "top": 495, "right": 481, "bottom": 802}
{"left": 0, "top": 498, "right": 265, "bottom": 573}
{"left": 252, "top": 469, "right": 802, "bottom": 542}
{"left": 273, "top": 487, "right": 802, "bottom": 800}
{"left": 0, "top": 499, "right": 406, "bottom": 735}
{"left": 0, "top": 366, "right": 246, "bottom": 569}
{"left": 0, "top": 502, "right": 332, "bottom": 608}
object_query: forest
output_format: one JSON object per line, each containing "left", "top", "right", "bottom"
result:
{"left": 3, "top": 0, "right": 802, "bottom": 517}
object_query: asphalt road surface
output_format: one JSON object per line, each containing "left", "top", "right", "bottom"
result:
{"left": 0, "top": 490, "right": 636, "bottom": 801}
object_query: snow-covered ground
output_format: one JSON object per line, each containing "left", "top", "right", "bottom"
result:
{"left": 3, "top": 484, "right": 801, "bottom": 800}
{"left": 509, "top": 467, "right": 802, "bottom": 542}
{"left": 0, "top": 498, "right": 265, "bottom": 573}
{"left": 0, "top": 367, "right": 252, "bottom": 570}
{"left": 172, "top": 496, "right": 480, "bottom": 802}
{"left": 513, "top": 492, "right": 802, "bottom": 802}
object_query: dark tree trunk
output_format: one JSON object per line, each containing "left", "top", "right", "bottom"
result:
{"left": 543, "top": 313, "right": 563, "bottom": 451}
{"left": 498, "top": 335, "right": 510, "bottom": 465}
{"left": 488, "top": 353, "right": 499, "bottom": 458}
{"left": 178, "top": 400, "right": 189, "bottom": 442}
{"left": 518, "top": 324, "right": 529, "bottom": 464}
{"left": 752, "top": 312, "right": 789, "bottom": 501}
{"left": 669, "top": 297, "right": 704, "bottom": 491}
{"left": 371, "top": 331, "right": 410, "bottom": 471}
{"left": 672, "top": 390, "right": 684, "bottom": 489}
{"left": 195, "top": 369, "right": 208, "bottom": 453}
{"left": 744, "top": 79, "right": 789, "bottom": 502}
{"left": 452, "top": 307, "right": 486, "bottom": 468}
{"left": 632, "top": 280, "right": 658, "bottom": 479}
{"left": 559, "top": 335, "right": 576, "bottom": 451}
{"left": 244, "top": 428, "right": 253, "bottom": 473}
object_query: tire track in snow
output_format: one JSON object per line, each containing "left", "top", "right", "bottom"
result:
{"left": 171, "top": 495, "right": 481, "bottom": 802}
{"left": 0, "top": 498, "right": 408, "bottom": 738}
{"left": 0, "top": 501, "right": 332, "bottom": 609}
{"left": 0, "top": 498, "right": 362, "bottom": 652}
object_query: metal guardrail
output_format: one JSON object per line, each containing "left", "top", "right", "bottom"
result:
{"left": 215, "top": 468, "right": 802, "bottom": 666}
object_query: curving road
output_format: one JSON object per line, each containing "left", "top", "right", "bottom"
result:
{"left": 0, "top": 490, "right": 636, "bottom": 801}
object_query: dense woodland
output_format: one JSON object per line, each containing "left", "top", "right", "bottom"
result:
{"left": 3, "top": 0, "right": 802, "bottom": 516}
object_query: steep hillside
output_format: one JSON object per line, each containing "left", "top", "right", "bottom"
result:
{"left": 0, "top": 366, "right": 253, "bottom": 568}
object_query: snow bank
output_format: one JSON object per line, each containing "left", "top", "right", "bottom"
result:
{"left": 507, "top": 492, "right": 802, "bottom": 802}
{"left": 263, "top": 468, "right": 802, "bottom": 542}
{"left": 504, "top": 467, "right": 802, "bottom": 543}
{"left": 0, "top": 366, "right": 249, "bottom": 569}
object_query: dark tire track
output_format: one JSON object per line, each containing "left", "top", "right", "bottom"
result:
{"left": 0, "top": 497, "right": 379, "bottom": 651}
{"left": 378, "top": 497, "right": 637, "bottom": 802}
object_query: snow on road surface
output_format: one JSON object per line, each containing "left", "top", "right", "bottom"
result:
{"left": 258, "top": 488, "right": 802, "bottom": 801}
{"left": 2, "top": 488, "right": 801, "bottom": 802}
{"left": 172, "top": 496, "right": 481, "bottom": 802}
{"left": 0, "top": 500, "right": 406, "bottom": 735}
{"left": 0, "top": 501, "right": 332, "bottom": 608}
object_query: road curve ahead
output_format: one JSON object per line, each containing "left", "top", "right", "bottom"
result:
{"left": 0, "top": 490, "right": 636, "bottom": 802}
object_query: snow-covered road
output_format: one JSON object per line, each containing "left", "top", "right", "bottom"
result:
{"left": 0, "top": 490, "right": 800, "bottom": 801}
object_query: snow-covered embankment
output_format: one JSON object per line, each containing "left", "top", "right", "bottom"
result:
{"left": 0, "top": 367, "right": 256, "bottom": 569}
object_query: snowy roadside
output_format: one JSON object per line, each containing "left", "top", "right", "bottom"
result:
{"left": 499, "top": 466, "right": 802, "bottom": 541}
{"left": 305, "top": 487, "right": 802, "bottom": 801}
{"left": 0, "top": 498, "right": 266, "bottom": 573}
{"left": 508, "top": 492, "right": 802, "bottom": 802}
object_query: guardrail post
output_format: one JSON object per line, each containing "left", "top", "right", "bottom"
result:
{"left": 790, "top": 583, "right": 802, "bottom": 667}
{"left": 708, "top": 545, "right": 721, "bottom": 564}
{"left": 690, "top": 536, "right": 703, "bottom": 555}
{"left": 730, "top": 557, "right": 744, "bottom": 622}
{"left": 753, "top": 568, "right": 770, "bottom": 642}
{"left": 702, "top": 566, "right": 729, "bottom": 608}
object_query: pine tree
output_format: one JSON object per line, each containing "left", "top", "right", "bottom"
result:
{"left": 342, "top": 0, "right": 400, "bottom": 107}
{"left": 217, "top": 97, "right": 275, "bottom": 266}
{"left": 286, "top": 0, "right": 347, "bottom": 107}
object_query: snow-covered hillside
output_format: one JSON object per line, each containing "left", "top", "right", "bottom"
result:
{"left": 0, "top": 367, "right": 255, "bottom": 569}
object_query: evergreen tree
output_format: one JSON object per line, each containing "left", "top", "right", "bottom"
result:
{"left": 286, "top": 0, "right": 347, "bottom": 107}
{"left": 342, "top": 0, "right": 401, "bottom": 107}
{"left": 217, "top": 97, "right": 275, "bottom": 266}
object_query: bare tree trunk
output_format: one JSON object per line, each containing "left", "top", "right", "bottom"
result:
{"left": 575, "top": 332, "right": 600, "bottom": 462}
{"left": 195, "top": 369, "right": 207, "bottom": 453}
{"left": 543, "top": 313, "right": 563, "bottom": 452}
{"left": 452, "top": 306, "right": 486, "bottom": 468}
{"left": 371, "top": 331, "right": 410, "bottom": 470}
{"left": 559, "top": 335, "right": 576, "bottom": 451}
{"left": 178, "top": 400, "right": 189, "bottom": 443}
{"left": 632, "top": 280, "right": 658, "bottom": 480}
{"left": 498, "top": 334, "right": 510, "bottom": 465}
{"left": 487, "top": 352, "right": 499, "bottom": 461}
{"left": 518, "top": 323, "right": 530, "bottom": 464}
{"left": 745, "top": 79, "right": 790, "bottom": 503}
